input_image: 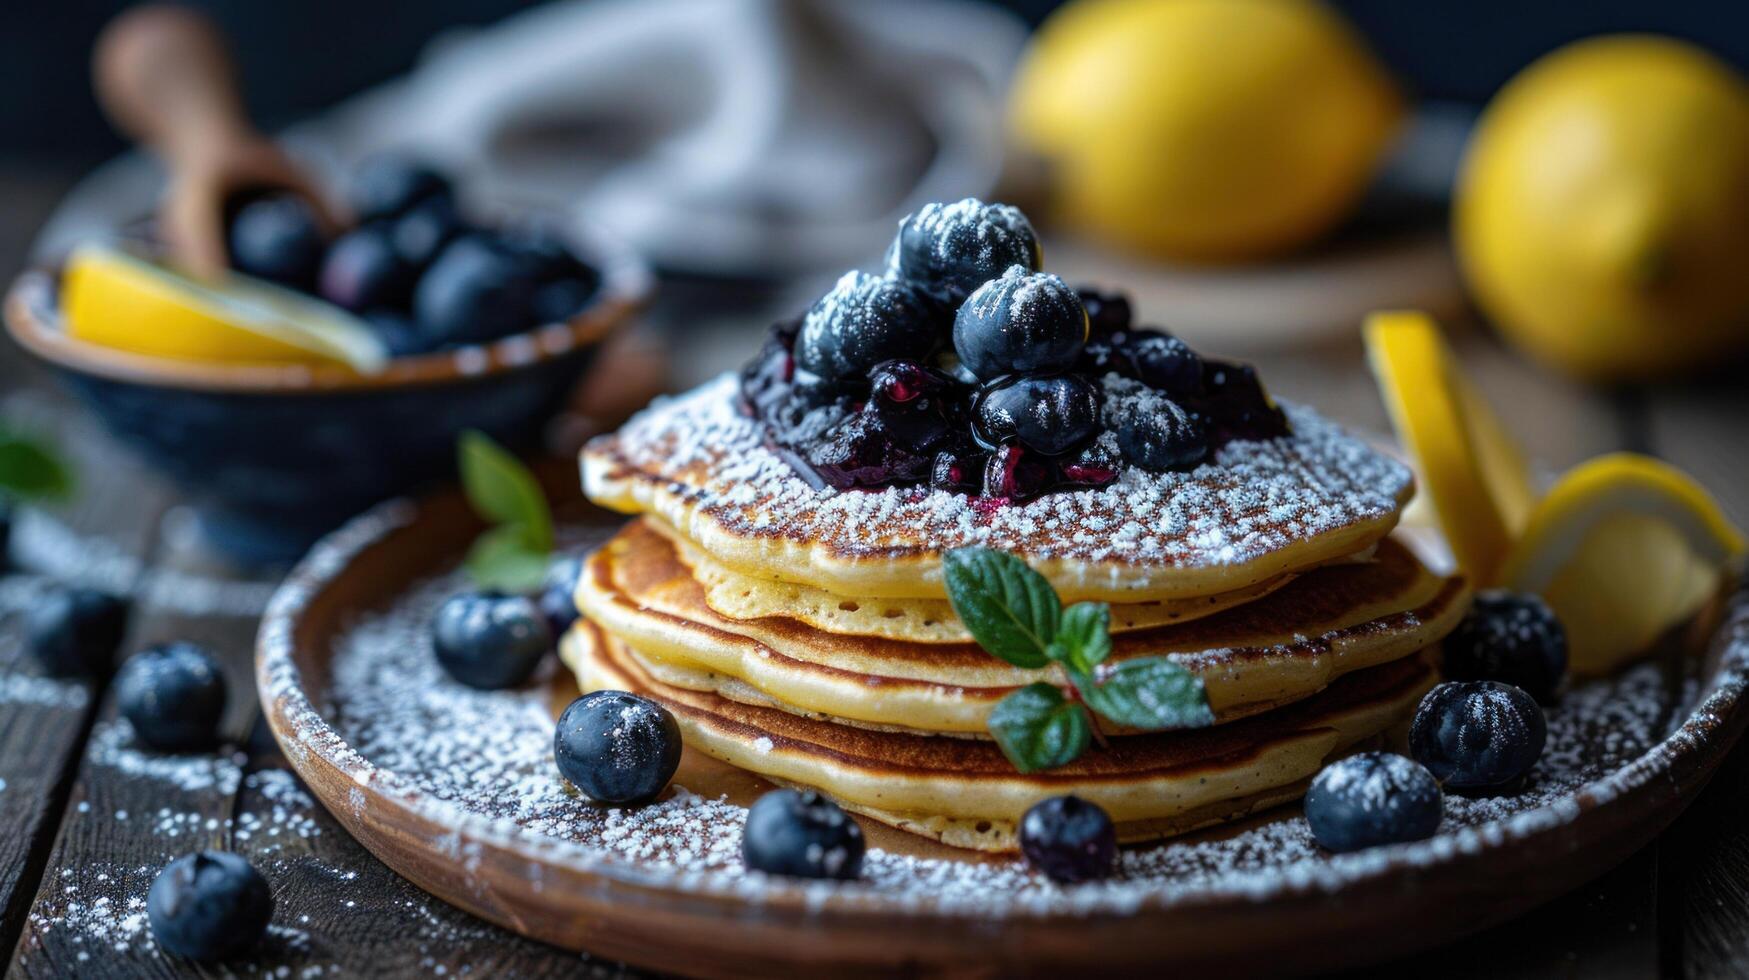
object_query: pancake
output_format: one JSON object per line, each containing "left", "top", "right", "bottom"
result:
{"left": 572, "top": 518, "right": 1467, "bottom": 735}
{"left": 563, "top": 622, "right": 1438, "bottom": 852}
{"left": 661, "top": 518, "right": 1309, "bottom": 644}
{"left": 581, "top": 375, "right": 1415, "bottom": 603}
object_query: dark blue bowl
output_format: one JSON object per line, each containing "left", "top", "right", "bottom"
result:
{"left": 5, "top": 235, "right": 651, "bottom": 564}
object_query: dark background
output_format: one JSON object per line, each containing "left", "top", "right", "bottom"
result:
{"left": 3, "top": 0, "right": 1748, "bottom": 171}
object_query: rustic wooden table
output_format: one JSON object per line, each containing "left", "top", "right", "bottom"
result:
{"left": 1, "top": 165, "right": 1746, "bottom": 978}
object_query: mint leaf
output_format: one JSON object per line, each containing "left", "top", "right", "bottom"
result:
{"left": 458, "top": 430, "right": 553, "bottom": 554}
{"left": 1080, "top": 657, "right": 1214, "bottom": 731}
{"left": 943, "top": 548, "right": 1061, "bottom": 669}
{"left": 0, "top": 431, "right": 73, "bottom": 501}
{"left": 1052, "top": 601, "right": 1112, "bottom": 676}
{"left": 465, "top": 524, "right": 552, "bottom": 593}
{"left": 988, "top": 683, "right": 1090, "bottom": 773}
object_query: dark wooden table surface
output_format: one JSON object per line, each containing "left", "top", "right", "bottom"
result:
{"left": 1, "top": 164, "right": 1746, "bottom": 978}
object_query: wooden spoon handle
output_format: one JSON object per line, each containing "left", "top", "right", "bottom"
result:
{"left": 93, "top": 5, "right": 255, "bottom": 168}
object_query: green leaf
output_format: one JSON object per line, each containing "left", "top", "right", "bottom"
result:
{"left": 0, "top": 432, "right": 73, "bottom": 501}
{"left": 987, "top": 683, "right": 1090, "bottom": 773}
{"left": 942, "top": 548, "right": 1061, "bottom": 669}
{"left": 1053, "top": 601, "right": 1112, "bottom": 676}
{"left": 465, "top": 523, "right": 552, "bottom": 593}
{"left": 1079, "top": 657, "right": 1215, "bottom": 731}
{"left": 458, "top": 430, "right": 553, "bottom": 554}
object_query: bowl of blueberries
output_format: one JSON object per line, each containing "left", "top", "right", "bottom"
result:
{"left": 5, "top": 155, "right": 652, "bottom": 562}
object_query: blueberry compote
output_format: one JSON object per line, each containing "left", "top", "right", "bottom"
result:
{"left": 737, "top": 199, "right": 1290, "bottom": 504}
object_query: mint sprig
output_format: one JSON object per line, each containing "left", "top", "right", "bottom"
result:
{"left": 458, "top": 431, "right": 553, "bottom": 593}
{"left": 943, "top": 547, "right": 1215, "bottom": 773}
{"left": 0, "top": 427, "right": 73, "bottom": 503}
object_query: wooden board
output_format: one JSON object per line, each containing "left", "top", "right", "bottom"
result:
{"left": 255, "top": 482, "right": 1749, "bottom": 978}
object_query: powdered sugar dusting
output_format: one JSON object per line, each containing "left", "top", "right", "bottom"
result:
{"left": 259, "top": 506, "right": 1749, "bottom": 919}
{"left": 586, "top": 376, "right": 1410, "bottom": 576}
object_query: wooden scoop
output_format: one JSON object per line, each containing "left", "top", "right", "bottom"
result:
{"left": 93, "top": 5, "right": 341, "bottom": 279}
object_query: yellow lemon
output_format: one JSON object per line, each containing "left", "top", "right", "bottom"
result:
{"left": 1010, "top": 0, "right": 1402, "bottom": 262}
{"left": 1500, "top": 454, "right": 1744, "bottom": 675}
{"left": 61, "top": 245, "right": 386, "bottom": 373}
{"left": 1455, "top": 35, "right": 1749, "bottom": 381}
{"left": 1364, "top": 310, "right": 1537, "bottom": 586}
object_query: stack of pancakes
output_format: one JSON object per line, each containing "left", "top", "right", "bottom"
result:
{"left": 563, "top": 376, "right": 1467, "bottom": 851}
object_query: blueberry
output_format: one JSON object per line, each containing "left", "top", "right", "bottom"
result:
{"left": 741, "top": 788, "right": 865, "bottom": 880}
{"left": 115, "top": 643, "right": 227, "bottom": 752}
{"left": 802, "top": 411, "right": 932, "bottom": 490}
{"left": 413, "top": 238, "right": 537, "bottom": 345}
{"left": 1409, "top": 681, "right": 1546, "bottom": 794}
{"left": 953, "top": 266, "right": 1088, "bottom": 380}
{"left": 1304, "top": 752, "right": 1442, "bottom": 853}
{"left": 495, "top": 227, "right": 588, "bottom": 283}
{"left": 1122, "top": 332, "right": 1203, "bottom": 395}
{"left": 391, "top": 195, "right": 467, "bottom": 270}
{"left": 1198, "top": 360, "right": 1290, "bottom": 442}
{"left": 886, "top": 198, "right": 1041, "bottom": 302}
{"left": 539, "top": 557, "right": 585, "bottom": 636}
{"left": 364, "top": 311, "right": 433, "bottom": 357}
{"left": 318, "top": 226, "right": 416, "bottom": 312}
{"left": 972, "top": 374, "right": 1101, "bottom": 456}
{"left": 868, "top": 360, "right": 963, "bottom": 452}
{"left": 1078, "top": 289, "right": 1132, "bottom": 334}
{"left": 794, "top": 271, "right": 944, "bottom": 380}
{"left": 351, "top": 154, "right": 452, "bottom": 223}
{"left": 26, "top": 586, "right": 126, "bottom": 676}
{"left": 1105, "top": 382, "right": 1207, "bottom": 471}
{"left": 982, "top": 444, "right": 1055, "bottom": 502}
{"left": 1443, "top": 591, "right": 1568, "bottom": 704}
{"left": 930, "top": 448, "right": 987, "bottom": 493}
{"left": 430, "top": 592, "right": 552, "bottom": 689}
{"left": 531, "top": 278, "right": 598, "bottom": 324}
{"left": 227, "top": 193, "right": 325, "bottom": 288}
{"left": 147, "top": 852, "right": 274, "bottom": 962}
{"left": 1019, "top": 795, "right": 1117, "bottom": 883}
{"left": 1060, "top": 435, "right": 1122, "bottom": 488}
{"left": 553, "top": 690, "right": 682, "bottom": 805}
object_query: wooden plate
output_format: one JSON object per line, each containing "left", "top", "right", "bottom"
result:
{"left": 256, "top": 477, "right": 1749, "bottom": 978}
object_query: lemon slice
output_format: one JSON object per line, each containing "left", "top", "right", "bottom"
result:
{"left": 1500, "top": 453, "right": 1745, "bottom": 675}
{"left": 1364, "top": 310, "right": 1537, "bottom": 584}
{"left": 61, "top": 244, "right": 387, "bottom": 373}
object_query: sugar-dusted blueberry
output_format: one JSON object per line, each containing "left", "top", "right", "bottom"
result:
{"left": 972, "top": 374, "right": 1101, "bottom": 456}
{"left": 27, "top": 586, "right": 127, "bottom": 677}
{"left": 1122, "top": 332, "right": 1203, "bottom": 396}
{"left": 1019, "top": 795, "right": 1117, "bottom": 883}
{"left": 391, "top": 194, "right": 466, "bottom": 270}
{"left": 794, "top": 271, "right": 944, "bottom": 380}
{"left": 1061, "top": 434, "right": 1122, "bottom": 488}
{"left": 553, "top": 690, "right": 682, "bottom": 805}
{"left": 115, "top": 643, "right": 227, "bottom": 752}
{"left": 1305, "top": 752, "right": 1442, "bottom": 853}
{"left": 1199, "top": 359, "right": 1290, "bottom": 442}
{"left": 931, "top": 448, "right": 987, "bottom": 493}
{"left": 227, "top": 193, "right": 325, "bottom": 288}
{"left": 1078, "top": 288, "right": 1132, "bottom": 335}
{"left": 318, "top": 225, "right": 416, "bottom": 312}
{"left": 1105, "top": 380, "right": 1207, "bottom": 471}
{"left": 1443, "top": 591, "right": 1568, "bottom": 704}
{"left": 539, "top": 556, "right": 585, "bottom": 636}
{"left": 1410, "top": 681, "right": 1546, "bottom": 795}
{"left": 430, "top": 592, "right": 552, "bottom": 690}
{"left": 742, "top": 788, "right": 865, "bottom": 880}
{"left": 887, "top": 198, "right": 1042, "bottom": 302}
{"left": 364, "top": 311, "right": 432, "bottom": 357}
{"left": 147, "top": 851, "right": 274, "bottom": 962}
{"left": 803, "top": 411, "right": 932, "bottom": 490}
{"left": 413, "top": 237, "right": 537, "bottom": 345}
{"left": 350, "top": 154, "right": 452, "bottom": 224}
{"left": 869, "top": 360, "right": 962, "bottom": 452}
{"left": 953, "top": 266, "right": 1088, "bottom": 380}
{"left": 982, "top": 443, "right": 1055, "bottom": 502}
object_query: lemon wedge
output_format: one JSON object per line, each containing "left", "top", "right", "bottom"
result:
{"left": 1500, "top": 453, "right": 1744, "bottom": 675}
{"left": 61, "top": 244, "right": 387, "bottom": 373}
{"left": 1364, "top": 310, "right": 1537, "bottom": 584}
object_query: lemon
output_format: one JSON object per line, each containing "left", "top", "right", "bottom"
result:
{"left": 61, "top": 245, "right": 387, "bottom": 373}
{"left": 1501, "top": 454, "right": 1744, "bottom": 675}
{"left": 1364, "top": 311, "right": 1537, "bottom": 585}
{"left": 1010, "top": 0, "right": 1402, "bottom": 263}
{"left": 1455, "top": 35, "right": 1749, "bottom": 381}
